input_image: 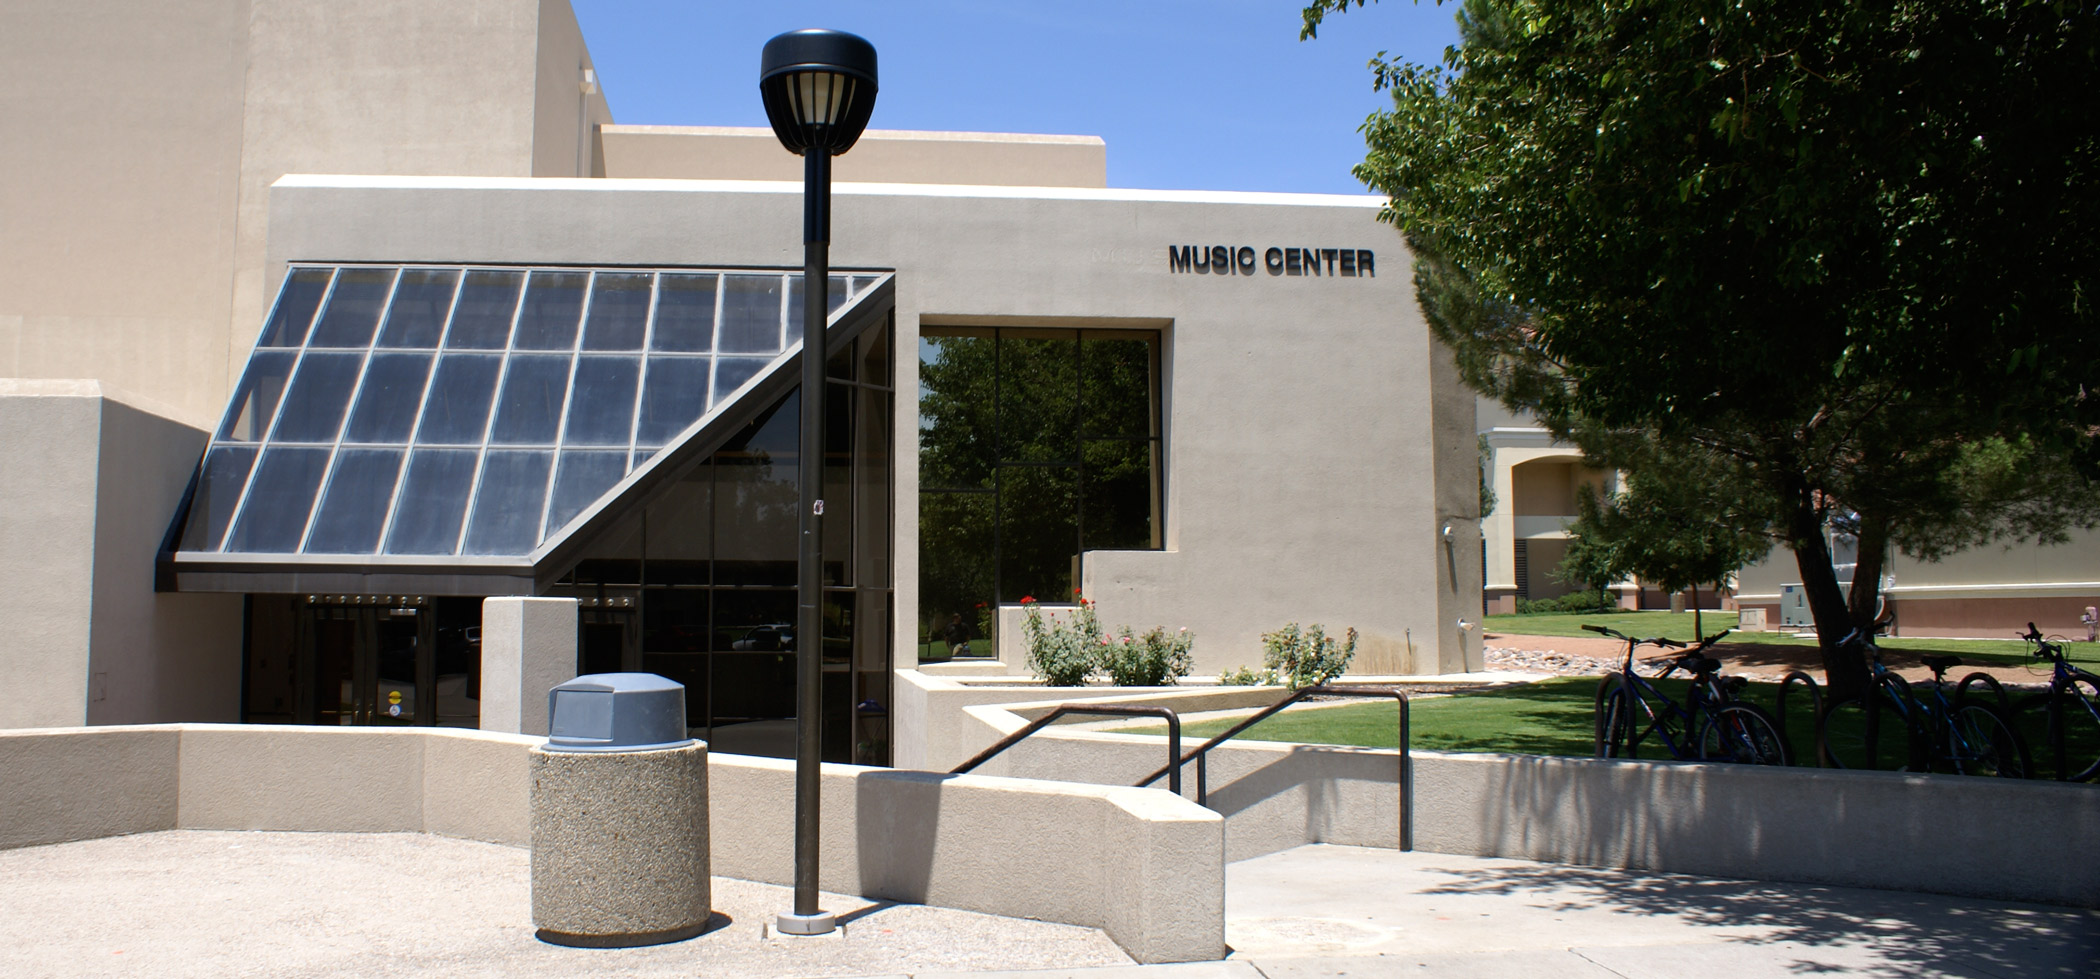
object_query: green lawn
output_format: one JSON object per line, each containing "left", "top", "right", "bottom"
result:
{"left": 1485, "top": 609, "right": 2098, "bottom": 670}
{"left": 1133, "top": 677, "right": 1818, "bottom": 761}
{"left": 1128, "top": 675, "right": 2096, "bottom": 777}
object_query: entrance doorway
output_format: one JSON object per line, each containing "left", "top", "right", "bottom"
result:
{"left": 244, "top": 595, "right": 482, "bottom": 727}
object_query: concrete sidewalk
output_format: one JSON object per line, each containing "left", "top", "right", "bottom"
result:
{"left": 1222, "top": 844, "right": 2098, "bottom": 978}
{"left": 2, "top": 832, "right": 2091, "bottom": 978}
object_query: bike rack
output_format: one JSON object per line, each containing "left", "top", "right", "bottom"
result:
{"left": 949, "top": 704, "right": 1184, "bottom": 795}
{"left": 1135, "top": 684, "right": 1412, "bottom": 851}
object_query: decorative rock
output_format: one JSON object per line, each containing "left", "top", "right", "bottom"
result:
{"left": 530, "top": 741, "right": 711, "bottom": 947}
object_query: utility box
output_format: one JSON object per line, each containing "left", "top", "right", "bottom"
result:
{"left": 531, "top": 673, "right": 710, "bottom": 947}
{"left": 1778, "top": 583, "right": 1851, "bottom": 629}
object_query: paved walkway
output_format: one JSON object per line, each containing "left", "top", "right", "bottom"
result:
{"left": 2, "top": 833, "right": 2091, "bottom": 978}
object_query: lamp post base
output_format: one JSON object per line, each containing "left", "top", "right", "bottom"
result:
{"left": 773, "top": 911, "right": 838, "bottom": 936}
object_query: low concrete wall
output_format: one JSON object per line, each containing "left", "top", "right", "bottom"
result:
{"left": 949, "top": 692, "right": 2100, "bottom": 907}
{"left": 0, "top": 723, "right": 1224, "bottom": 962}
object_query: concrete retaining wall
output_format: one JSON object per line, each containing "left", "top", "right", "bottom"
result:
{"left": 0, "top": 724, "right": 1224, "bottom": 963}
{"left": 949, "top": 692, "right": 2100, "bottom": 907}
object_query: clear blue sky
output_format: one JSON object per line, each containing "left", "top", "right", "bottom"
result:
{"left": 569, "top": 1, "right": 1462, "bottom": 195}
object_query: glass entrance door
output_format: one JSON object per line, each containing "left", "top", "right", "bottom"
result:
{"left": 302, "top": 599, "right": 434, "bottom": 725}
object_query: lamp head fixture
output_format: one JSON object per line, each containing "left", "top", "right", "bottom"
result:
{"left": 759, "top": 29, "right": 878, "bottom": 156}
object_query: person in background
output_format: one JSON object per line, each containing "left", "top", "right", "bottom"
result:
{"left": 2081, "top": 606, "right": 2097, "bottom": 643}
{"left": 944, "top": 612, "right": 973, "bottom": 656}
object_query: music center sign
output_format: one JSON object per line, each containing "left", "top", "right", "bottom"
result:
{"left": 1167, "top": 245, "right": 1374, "bottom": 278}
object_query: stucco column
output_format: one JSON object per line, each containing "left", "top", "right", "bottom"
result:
{"left": 480, "top": 597, "right": 578, "bottom": 736}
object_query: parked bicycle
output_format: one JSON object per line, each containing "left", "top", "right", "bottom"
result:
{"left": 2018, "top": 622, "right": 2100, "bottom": 782}
{"left": 1590, "top": 625, "right": 1790, "bottom": 766}
{"left": 1816, "top": 626, "right": 2028, "bottom": 777}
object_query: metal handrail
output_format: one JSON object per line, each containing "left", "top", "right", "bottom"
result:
{"left": 1137, "top": 684, "right": 1412, "bottom": 851}
{"left": 949, "top": 704, "right": 1183, "bottom": 795}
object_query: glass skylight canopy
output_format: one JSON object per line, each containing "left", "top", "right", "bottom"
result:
{"left": 171, "top": 264, "right": 889, "bottom": 587}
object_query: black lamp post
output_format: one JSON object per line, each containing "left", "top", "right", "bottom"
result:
{"left": 758, "top": 27, "right": 877, "bottom": 938}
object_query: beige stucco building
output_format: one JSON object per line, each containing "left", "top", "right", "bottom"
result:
{"left": 1480, "top": 404, "right": 2100, "bottom": 637}
{"left": 0, "top": 0, "right": 1483, "bottom": 753}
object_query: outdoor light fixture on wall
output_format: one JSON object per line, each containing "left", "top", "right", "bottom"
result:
{"left": 758, "top": 27, "right": 878, "bottom": 939}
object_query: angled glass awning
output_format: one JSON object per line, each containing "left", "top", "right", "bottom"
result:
{"left": 165, "top": 263, "right": 893, "bottom": 594}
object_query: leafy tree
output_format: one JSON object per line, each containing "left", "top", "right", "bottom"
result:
{"left": 1305, "top": 0, "right": 2100, "bottom": 695}
{"left": 1555, "top": 440, "right": 1772, "bottom": 635}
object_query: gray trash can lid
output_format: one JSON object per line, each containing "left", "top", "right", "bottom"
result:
{"left": 545, "top": 672, "right": 694, "bottom": 752}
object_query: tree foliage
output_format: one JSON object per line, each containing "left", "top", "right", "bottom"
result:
{"left": 1307, "top": 0, "right": 2100, "bottom": 693}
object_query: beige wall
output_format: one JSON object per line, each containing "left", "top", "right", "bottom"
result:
{"left": 0, "top": 724, "right": 1226, "bottom": 963}
{"left": 1, "top": 0, "right": 608, "bottom": 429}
{"left": 1736, "top": 532, "right": 2100, "bottom": 637}
{"left": 0, "top": 382, "right": 241, "bottom": 729}
{"left": 261, "top": 175, "right": 1472, "bottom": 677}
{"left": 601, "top": 126, "right": 1108, "bottom": 188}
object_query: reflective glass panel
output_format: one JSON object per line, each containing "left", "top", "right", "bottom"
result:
{"left": 997, "top": 464, "right": 1079, "bottom": 603}
{"left": 713, "top": 357, "right": 771, "bottom": 403}
{"left": 561, "top": 356, "right": 639, "bottom": 446}
{"left": 308, "top": 268, "right": 395, "bottom": 348}
{"left": 269, "top": 352, "right": 364, "bottom": 444}
{"left": 445, "top": 270, "right": 524, "bottom": 349}
{"left": 462, "top": 450, "right": 554, "bottom": 555}
{"left": 998, "top": 333, "right": 1079, "bottom": 463}
{"left": 643, "top": 462, "right": 712, "bottom": 585}
{"left": 718, "top": 274, "right": 784, "bottom": 354}
{"left": 489, "top": 355, "right": 571, "bottom": 445}
{"left": 545, "top": 450, "right": 628, "bottom": 537}
{"left": 917, "top": 333, "right": 994, "bottom": 489}
{"left": 384, "top": 449, "right": 478, "bottom": 555}
{"left": 1081, "top": 337, "right": 1155, "bottom": 438}
{"left": 342, "top": 352, "right": 433, "bottom": 443}
{"left": 180, "top": 446, "right": 258, "bottom": 552}
{"left": 582, "top": 272, "right": 652, "bottom": 351}
{"left": 377, "top": 269, "right": 458, "bottom": 348}
{"left": 224, "top": 447, "right": 331, "bottom": 552}
{"left": 714, "top": 393, "right": 798, "bottom": 586}
{"left": 787, "top": 275, "right": 851, "bottom": 339}
{"left": 217, "top": 350, "right": 297, "bottom": 442}
{"left": 305, "top": 448, "right": 404, "bottom": 553}
{"left": 513, "top": 271, "right": 587, "bottom": 351}
{"left": 415, "top": 355, "right": 502, "bottom": 443}
{"left": 257, "top": 268, "right": 330, "bottom": 347}
{"left": 636, "top": 357, "right": 710, "bottom": 447}
{"left": 650, "top": 273, "right": 716, "bottom": 353}
{"left": 1082, "top": 439, "right": 1156, "bottom": 549}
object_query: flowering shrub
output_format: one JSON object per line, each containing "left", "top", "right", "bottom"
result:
{"left": 1261, "top": 623, "right": 1358, "bottom": 689}
{"left": 1022, "top": 595, "right": 1102, "bottom": 686}
{"left": 1100, "top": 625, "right": 1195, "bottom": 686}
{"left": 1217, "top": 665, "right": 1280, "bottom": 686}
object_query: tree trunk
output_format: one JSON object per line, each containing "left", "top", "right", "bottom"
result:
{"left": 1692, "top": 583, "right": 1702, "bottom": 639}
{"left": 1847, "top": 512, "right": 1890, "bottom": 634}
{"left": 1789, "top": 493, "right": 1868, "bottom": 699}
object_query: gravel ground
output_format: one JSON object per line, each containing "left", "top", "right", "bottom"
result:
{"left": 0, "top": 830, "right": 1132, "bottom": 979}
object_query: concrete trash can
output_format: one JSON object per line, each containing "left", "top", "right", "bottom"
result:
{"left": 531, "top": 672, "right": 710, "bottom": 947}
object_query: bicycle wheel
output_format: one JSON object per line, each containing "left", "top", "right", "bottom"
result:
{"left": 1699, "top": 703, "right": 1792, "bottom": 766}
{"left": 2050, "top": 676, "right": 2100, "bottom": 782}
{"left": 1945, "top": 703, "right": 2031, "bottom": 778}
{"left": 1775, "top": 671, "right": 1821, "bottom": 764}
{"left": 1956, "top": 672, "right": 2013, "bottom": 715}
{"left": 1594, "top": 675, "right": 1635, "bottom": 758}
{"left": 1876, "top": 673, "right": 1927, "bottom": 770}
{"left": 1819, "top": 693, "right": 1915, "bottom": 770}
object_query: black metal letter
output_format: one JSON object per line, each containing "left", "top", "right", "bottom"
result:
{"left": 1169, "top": 245, "right": 1192, "bottom": 273}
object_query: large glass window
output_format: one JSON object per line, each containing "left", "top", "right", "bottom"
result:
{"left": 917, "top": 327, "right": 1162, "bottom": 656}
{"left": 546, "top": 319, "right": 895, "bottom": 766}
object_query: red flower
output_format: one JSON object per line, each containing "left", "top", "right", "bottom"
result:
{"left": 974, "top": 602, "right": 986, "bottom": 608}
{"left": 1020, "top": 595, "right": 1035, "bottom": 604}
